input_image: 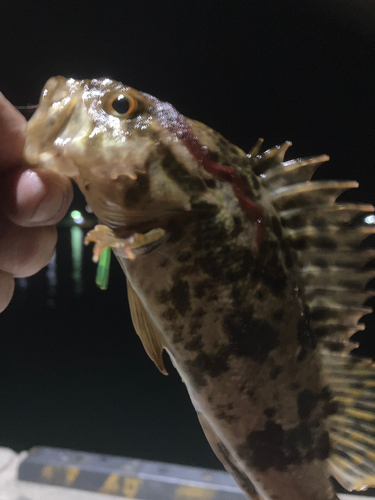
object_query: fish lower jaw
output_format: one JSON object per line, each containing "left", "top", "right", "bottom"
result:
{"left": 24, "top": 144, "right": 80, "bottom": 176}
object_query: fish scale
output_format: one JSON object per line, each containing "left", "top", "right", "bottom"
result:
{"left": 23, "top": 76, "right": 375, "bottom": 500}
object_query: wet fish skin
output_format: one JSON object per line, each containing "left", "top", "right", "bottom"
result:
{"left": 24, "top": 76, "right": 343, "bottom": 500}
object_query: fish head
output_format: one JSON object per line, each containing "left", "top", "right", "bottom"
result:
{"left": 24, "top": 76, "right": 221, "bottom": 236}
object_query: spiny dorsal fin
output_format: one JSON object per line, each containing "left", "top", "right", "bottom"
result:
{"left": 248, "top": 138, "right": 264, "bottom": 158}
{"left": 127, "top": 280, "right": 168, "bottom": 375}
{"left": 270, "top": 180, "right": 359, "bottom": 211}
{"left": 254, "top": 143, "right": 374, "bottom": 344}
{"left": 251, "top": 141, "right": 292, "bottom": 175}
{"left": 262, "top": 155, "right": 329, "bottom": 191}
{"left": 320, "top": 347, "right": 375, "bottom": 491}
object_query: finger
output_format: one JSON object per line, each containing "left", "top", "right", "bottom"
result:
{"left": 0, "top": 219, "right": 57, "bottom": 277}
{"left": 0, "top": 270, "right": 15, "bottom": 313}
{"left": 0, "top": 93, "right": 26, "bottom": 169}
{"left": 3, "top": 167, "right": 73, "bottom": 227}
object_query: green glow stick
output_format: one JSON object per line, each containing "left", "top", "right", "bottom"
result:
{"left": 95, "top": 247, "right": 111, "bottom": 290}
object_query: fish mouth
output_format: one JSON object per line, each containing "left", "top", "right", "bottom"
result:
{"left": 24, "top": 76, "right": 82, "bottom": 176}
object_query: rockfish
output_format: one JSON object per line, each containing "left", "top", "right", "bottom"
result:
{"left": 24, "top": 76, "right": 375, "bottom": 499}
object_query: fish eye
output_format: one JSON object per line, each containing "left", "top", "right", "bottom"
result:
{"left": 108, "top": 94, "right": 137, "bottom": 116}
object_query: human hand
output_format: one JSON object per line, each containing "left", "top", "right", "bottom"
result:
{"left": 0, "top": 93, "right": 73, "bottom": 312}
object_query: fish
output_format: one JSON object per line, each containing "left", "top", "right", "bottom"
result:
{"left": 23, "top": 76, "right": 375, "bottom": 500}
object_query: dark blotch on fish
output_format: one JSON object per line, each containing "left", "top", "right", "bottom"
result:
{"left": 223, "top": 310, "right": 280, "bottom": 363}
{"left": 320, "top": 386, "right": 332, "bottom": 401}
{"left": 193, "top": 219, "right": 254, "bottom": 284}
{"left": 172, "top": 264, "right": 195, "bottom": 282}
{"left": 323, "top": 401, "right": 339, "bottom": 417}
{"left": 297, "top": 390, "right": 318, "bottom": 420}
{"left": 315, "top": 431, "right": 330, "bottom": 460}
{"left": 297, "top": 315, "right": 316, "bottom": 351}
{"left": 273, "top": 308, "right": 284, "bottom": 321}
{"left": 209, "top": 151, "right": 220, "bottom": 163}
{"left": 156, "top": 289, "right": 171, "bottom": 304}
{"left": 189, "top": 319, "right": 204, "bottom": 331}
{"left": 216, "top": 410, "right": 239, "bottom": 424}
{"left": 171, "top": 280, "right": 190, "bottom": 315}
{"left": 172, "top": 325, "right": 184, "bottom": 344}
{"left": 255, "top": 289, "right": 265, "bottom": 301}
{"left": 319, "top": 386, "right": 339, "bottom": 417}
{"left": 192, "top": 307, "right": 206, "bottom": 319}
{"left": 246, "top": 422, "right": 297, "bottom": 471}
{"left": 254, "top": 240, "right": 287, "bottom": 296}
{"left": 185, "top": 336, "right": 204, "bottom": 352}
{"left": 162, "top": 307, "right": 178, "bottom": 322}
{"left": 264, "top": 407, "right": 277, "bottom": 419}
{"left": 247, "top": 389, "right": 257, "bottom": 402}
{"left": 161, "top": 146, "right": 206, "bottom": 193}
{"left": 204, "top": 179, "right": 216, "bottom": 189}
{"left": 231, "top": 288, "right": 241, "bottom": 304}
{"left": 185, "top": 349, "right": 230, "bottom": 387}
{"left": 226, "top": 249, "right": 254, "bottom": 282}
{"left": 231, "top": 216, "right": 243, "bottom": 237}
{"left": 270, "top": 366, "right": 282, "bottom": 380}
{"left": 245, "top": 420, "right": 324, "bottom": 471}
{"left": 194, "top": 279, "right": 211, "bottom": 299}
{"left": 177, "top": 250, "right": 193, "bottom": 262}
{"left": 166, "top": 221, "right": 185, "bottom": 243}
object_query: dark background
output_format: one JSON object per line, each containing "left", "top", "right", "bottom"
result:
{"left": 0, "top": 0, "right": 375, "bottom": 494}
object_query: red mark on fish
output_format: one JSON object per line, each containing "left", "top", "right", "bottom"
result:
{"left": 143, "top": 93, "right": 265, "bottom": 246}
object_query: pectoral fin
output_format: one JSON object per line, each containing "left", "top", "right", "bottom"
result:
{"left": 127, "top": 280, "right": 168, "bottom": 375}
{"left": 197, "top": 412, "right": 261, "bottom": 500}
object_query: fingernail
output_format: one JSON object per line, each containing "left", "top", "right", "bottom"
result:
{"left": 30, "top": 183, "right": 65, "bottom": 223}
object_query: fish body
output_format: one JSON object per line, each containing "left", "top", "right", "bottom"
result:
{"left": 24, "top": 77, "right": 375, "bottom": 500}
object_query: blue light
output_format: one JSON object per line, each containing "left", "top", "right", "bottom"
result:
{"left": 365, "top": 215, "right": 375, "bottom": 225}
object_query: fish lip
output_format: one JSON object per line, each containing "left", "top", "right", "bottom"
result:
{"left": 24, "top": 78, "right": 82, "bottom": 170}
